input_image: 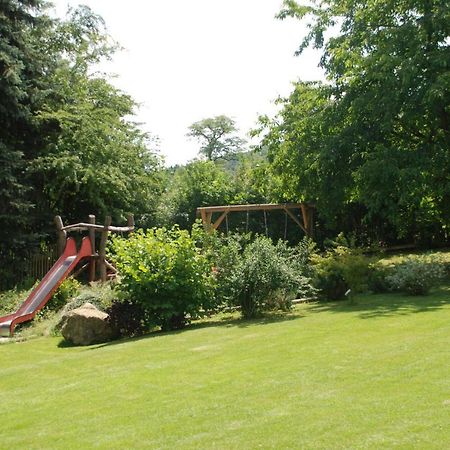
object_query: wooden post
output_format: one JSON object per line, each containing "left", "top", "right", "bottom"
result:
{"left": 54, "top": 216, "right": 67, "bottom": 256}
{"left": 99, "top": 216, "right": 111, "bottom": 282}
{"left": 127, "top": 214, "right": 134, "bottom": 231}
{"left": 307, "top": 205, "right": 314, "bottom": 239}
{"left": 205, "top": 212, "right": 213, "bottom": 232}
{"left": 88, "top": 215, "right": 96, "bottom": 282}
{"left": 200, "top": 209, "right": 208, "bottom": 231}
{"left": 300, "top": 204, "right": 314, "bottom": 239}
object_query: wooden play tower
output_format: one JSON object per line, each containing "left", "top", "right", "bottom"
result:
{"left": 54, "top": 214, "right": 134, "bottom": 282}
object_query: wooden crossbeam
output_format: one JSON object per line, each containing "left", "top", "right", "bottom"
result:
{"left": 61, "top": 223, "right": 134, "bottom": 233}
{"left": 283, "top": 207, "right": 307, "bottom": 234}
{"left": 212, "top": 210, "right": 229, "bottom": 230}
{"left": 197, "top": 203, "right": 306, "bottom": 214}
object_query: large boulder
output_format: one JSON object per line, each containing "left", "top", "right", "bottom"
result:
{"left": 61, "top": 302, "right": 115, "bottom": 345}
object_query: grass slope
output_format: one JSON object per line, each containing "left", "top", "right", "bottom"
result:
{"left": 1, "top": 287, "right": 449, "bottom": 449}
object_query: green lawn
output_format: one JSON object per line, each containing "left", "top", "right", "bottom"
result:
{"left": 1, "top": 286, "right": 449, "bottom": 449}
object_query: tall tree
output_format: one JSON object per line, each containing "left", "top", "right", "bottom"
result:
{"left": 0, "top": 0, "right": 48, "bottom": 284}
{"left": 157, "top": 161, "right": 234, "bottom": 229}
{"left": 31, "top": 6, "right": 163, "bottom": 226}
{"left": 265, "top": 0, "right": 450, "bottom": 241}
{"left": 0, "top": 2, "right": 164, "bottom": 287}
{"left": 187, "top": 115, "right": 246, "bottom": 161}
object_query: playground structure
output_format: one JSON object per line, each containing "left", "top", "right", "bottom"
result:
{"left": 0, "top": 215, "right": 134, "bottom": 337}
{"left": 197, "top": 203, "right": 315, "bottom": 239}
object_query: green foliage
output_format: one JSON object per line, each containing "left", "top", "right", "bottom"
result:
{"left": 61, "top": 281, "right": 117, "bottom": 312}
{"left": 214, "top": 236, "right": 316, "bottom": 318}
{"left": 31, "top": 7, "right": 163, "bottom": 226}
{"left": 34, "top": 72, "right": 163, "bottom": 224}
{"left": 367, "top": 264, "right": 391, "bottom": 294}
{"left": 0, "top": 2, "right": 164, "bottom": 289}
{"left": 312, "top": 240, "right": 376, "bottom": 300}
{"left": 0, "top": 284, "right": 34, "bottom": 317}
{"left": 207, "top": 233, "right": 250, "bottom": 307}
{"left": 386, "top": 256, "right": 446, "bottom": 295}
{"left": 187, "top": 115, "right": 246, "bottom": 161}
{"left": 45, "top": 277, "right": 81, "bottom": 312}
{"left": 106, "top": 300, "right": 148, "bottom": 338}
{"left": 157, "top": 161, "right": 234, "bottom": 228}
{"left": 261, "top": 0, "right": 450, "bottom": 243}
{"left": 231, "top": 151, "right": 274, "bottom": 205}
{"left": 315, "top": 270, "right": 348, "bottom": 301}
{"left": 110, "top": 227, "right": 216, "bottom": 332}
{"left": 0, "top": 0, "right": 46, "bottom": 281}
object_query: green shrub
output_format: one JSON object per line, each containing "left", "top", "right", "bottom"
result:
{"left": 215, "top": 236, "right": 316, "bottom": 319}
{"left": 386, "top": 256, "right": 446, "bottom": 295}
{"left": 367, "top": 264, "right": 391, "bottom": 293}
{"left": 315, "top": 269, "right": 349, "bottom": 301}
{"left": 430, "top": 253, "right": 450, "bottom": 277}
{"left": 210, "top": 234, "right": 247, "bottom": 307}
{"left": 59, "top": 282, "right": 117, "bottom": 313}
{"left": 46, "top": 277, "right": 81, "bottom": 312}
{"left": 110, "top": 227, "right": 216, "bottom": 332}
{"left": 312, "top": 245, "right": 375, "bottom": 300}
{"left": 106, "top": 300, "right": 148, "bottom": 337}
{"left": 0, "top": 285, "right": 34, "bottom": 316}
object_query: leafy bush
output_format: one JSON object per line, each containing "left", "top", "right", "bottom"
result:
{"left": 312, "top": 244, "right": 375, "bottom": 300}
{"left": 315, "top": 269, "right": 349, "bottom": 301}
{"left": 205, "top": 233, "right": 248, "bottom": 308}
{"left": 106, "top": 300, "right": 148, "bottom": 337}
{"left": 46, "top": 277, "right": 81, "bottom": 312}
{"left": 0, "top": 285, "right": 34, "bottom": 317}
{"left": 367, "top": 264, "right": 391, "bottom": 293}
{"left": 110, "top": 227, "right": 216, "bottom": 332}
{"left": 430, "top": 253, "right": 450, "bottom": 277}
{"left": 59, "top": 282, "right": 117, "bottom": 314}
{"left": 386, "top": 256, "right": 446, "bottom": 295}
{"left": 214, "top": 236, "right": 316, "bottom": 319}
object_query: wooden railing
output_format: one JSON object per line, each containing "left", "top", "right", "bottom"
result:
{"left": 27, "top": 245, "right": 59, "bottom": 281}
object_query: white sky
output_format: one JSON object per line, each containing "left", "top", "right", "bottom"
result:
{"left": 51, "top": 0, "right": 324, "bottom": 166}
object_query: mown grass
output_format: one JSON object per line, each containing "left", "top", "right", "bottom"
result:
{"left": 1, "top": 284, "right": 449, "bottom": 449}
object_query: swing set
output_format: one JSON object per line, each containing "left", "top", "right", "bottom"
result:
{"left": 196, "top": 203, "right": 314, "bottom": 239}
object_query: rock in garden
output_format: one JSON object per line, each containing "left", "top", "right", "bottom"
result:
{"left": 61, "top": 302, "right": 114, "bottom": 346}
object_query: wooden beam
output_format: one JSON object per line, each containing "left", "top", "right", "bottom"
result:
{"left": 104, "top": 259, "right": 117, "bottom": 274}
{"left": 200, "top": 209, "right": 207, "bottom": 230}
{"left": 127, "top": 214, "right": 134, "bottom": 230}
{"left": 283, "top": 207, "right": 307, "bottom": 234}
{"left": 206, "top": 212, "right": 213, "bottom": 229}
{"left": 98, "top": 216, "right": 111, "bottom": 282}
{"left": 300, "top": 204, "right": 314, "bottom": 238}
{"left": 61, "top": 223, "right": 134, "bottom": 233}
{"left": 197, "top": 203, "right": 305, "bottom": 214}
{"left": 212, "top": 210, "right": 229, "bottom": 230}
{"left": 88, "top": 215, "right": 96, "bottom": 282}
{"left": 54, "top": 216, "right": 67, "bottom": 256}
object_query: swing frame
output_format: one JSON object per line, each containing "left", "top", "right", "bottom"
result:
{"left": 196, "top": 202, "right": 314, "bottom": 238}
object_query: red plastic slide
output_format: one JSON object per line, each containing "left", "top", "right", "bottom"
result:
{"left": 0, "top": 237, "right": 92, "bottom": 337}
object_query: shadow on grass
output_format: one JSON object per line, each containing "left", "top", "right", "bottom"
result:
{"left": 310, "top": 284, "right": 450, "bottom": 319}
{"left": 57, "top": 310, "right": 302, "bottom": 350}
